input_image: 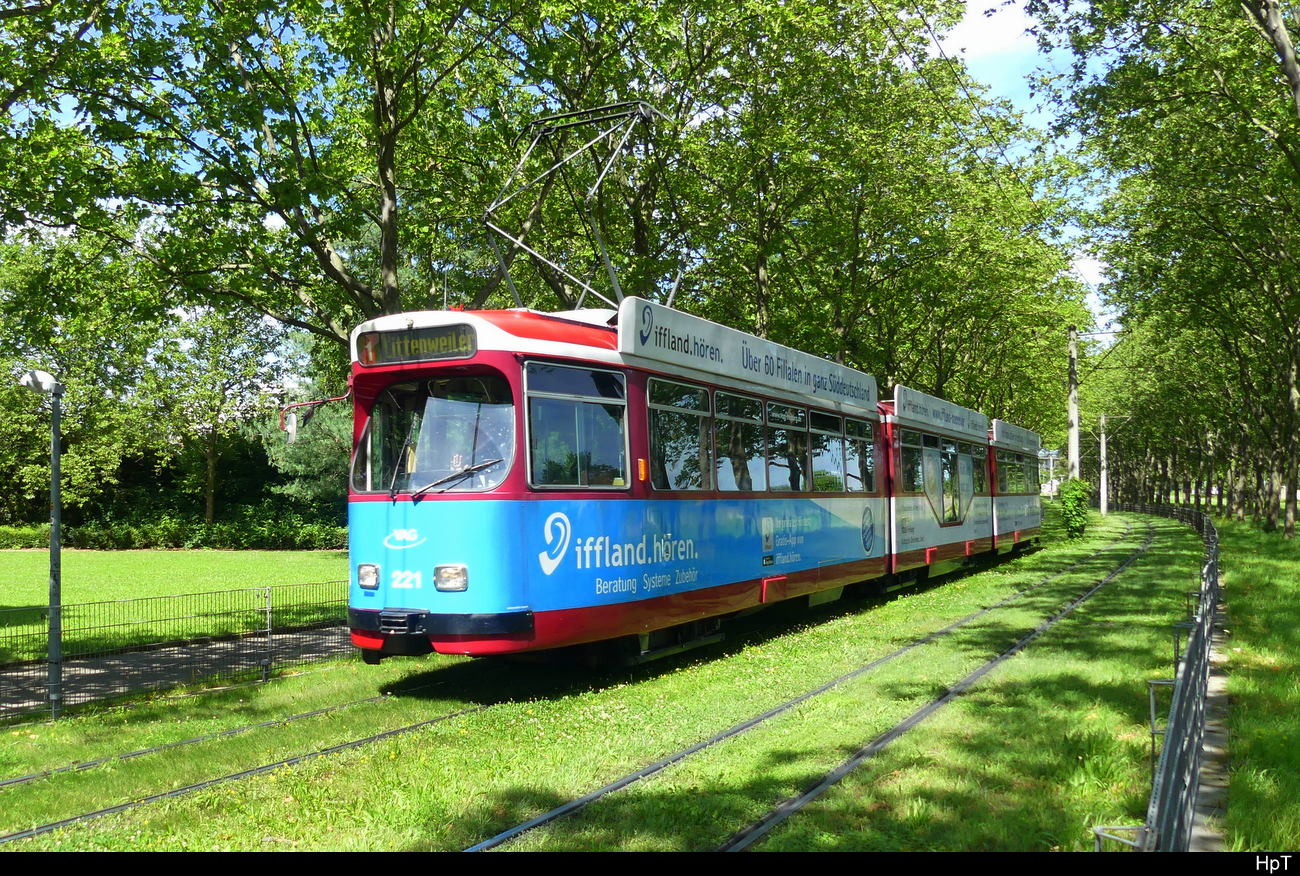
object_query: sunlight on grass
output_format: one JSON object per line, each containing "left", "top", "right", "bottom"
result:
{"left": 1, "top": 550, "right": 348, "bottom": 606}
{"left": 1215, "top": 518, "right": 1300, "bottom": 851}
{"left": 0, "top": 510, "right": 1216, "bottom": 851}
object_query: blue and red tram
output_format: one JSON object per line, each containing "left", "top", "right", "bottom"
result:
{"left": 345, "top": 298, "right": 1041, "bottom": 663}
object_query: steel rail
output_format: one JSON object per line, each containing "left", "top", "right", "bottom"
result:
{"left": 0, "top": 676, "right": 453, "bottom": 792}
{"left": 718, "top": 519, "right": 1156, "bottom": 851}
{"left": 464, "top": 519, "right": 1146, "bottom": 852}
{"left": 0, "top": 703, "right": 485, "bottom": 845}
{"left": 2, "top": 520, "right": 1146, "bottom": 849}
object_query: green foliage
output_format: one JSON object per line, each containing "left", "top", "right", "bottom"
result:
{"left": 1, "top": 0, "right": 1092, "bottom": 527}
{"left": 66, "top": 507, "right": 344, "bottom": 551}
{"left": 0, "top": 235, "right": 169, "bottom": 522}
{"left": 247, "top": 333, "right": 352, "bottom": 514}
{"left": 0, "top": 504, "right": 345, "bottom": 550}
{"left": 1058, "top": 478, "right": 1092, "bottom": 539}
{"left": 1032, "top": 0, "right": 1300, "bottom": 531}
{"left": 0, "top": 522, "right": 49, "bottom": 549}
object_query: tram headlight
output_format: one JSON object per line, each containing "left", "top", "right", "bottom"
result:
{"left": 358, "top": 563, "right": 381, "bottom": 590}
{"left": 435, "top": 564, "right": 469, "bottom": 592}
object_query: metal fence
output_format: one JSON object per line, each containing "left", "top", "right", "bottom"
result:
{"left": 1094, "top": 504, "right": 1221, "bottom": 851}
{"left": 0, "top": 580, "right": 349, "bottom": 721}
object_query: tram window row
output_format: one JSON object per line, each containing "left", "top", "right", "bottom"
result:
{"left": 640, "top": 372, "right": 880, "bottom": 494}
{"left": 645, "top": 376, "right": 878, "bottom": 495}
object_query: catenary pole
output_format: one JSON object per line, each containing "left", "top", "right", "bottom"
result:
{"left": 1068, "top": 326, "right": 1080, "bottom": 479}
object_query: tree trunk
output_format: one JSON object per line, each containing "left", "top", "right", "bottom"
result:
{"left": 205, "top": 435, "right": 217, "bottom": 526}
{"left": 1243, "top": 0, "right": 1300, "bottom": 125}
{"left": 1286, "top": 354, "right": 1299, "bottom": 537}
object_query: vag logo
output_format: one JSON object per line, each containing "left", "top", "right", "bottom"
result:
{"left": 537, "top": 512, "right": 572, "bottom": 575}
{"left": 383, "top": 528, "right": 426, "bottom": 550}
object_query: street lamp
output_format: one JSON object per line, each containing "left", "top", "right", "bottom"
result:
{"left": 19, "top": 369, "right": 64, "bottom": 718}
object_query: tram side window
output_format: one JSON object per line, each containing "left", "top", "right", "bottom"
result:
{"left": 809, "top": 411, "right": 845, "bottom": 492}
{"left": 996, "top": 450, "right": 1012, "bottom": 494}
{"left": 971, "top": 446, "right": 989, "bottom": 494}
{"left": 844, "top": 419, "right": 875, "bottom": 492}
{"left": 526, "top": 363, "right": 627, "bottom": 488}
{"left": 1003, "top": 454, "right": 1024, "bottom": 493}
{"left": 940, "top": 440, "right": 961, "bottom": 523}
{"left": 998, "top": 450, "right": 1024, "bottom": 495}
{"left": 648, "top": 379, "right": 711, "bottom": 490}
{"left": 900, "top": 430, "right": 924, "bottom": 493}
{"left": 767, "top": 403, "right": 809, "bottom": 491}
{"left": 714, "top": 392, "right": 764, "bottom": 491}
{"left": 1023, "top": 455, "right": 1039, "bottom": 494}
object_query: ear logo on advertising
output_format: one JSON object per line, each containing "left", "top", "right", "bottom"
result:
{"left": 638, "top": 303, "right": 654, "bottom": 345}
{"left": 538, "top": 512, "right": 572, "bottom": 576}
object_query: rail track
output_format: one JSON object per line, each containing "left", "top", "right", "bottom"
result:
{"left": 1, "top": 518, "right": 1152, "bottom": 849}
{"left": 465, "top": 518, "right": 1154, "bottom": 851}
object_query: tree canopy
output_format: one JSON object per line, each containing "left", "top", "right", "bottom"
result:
{"left": 1032, "top": 0, "right": 1300, "bottom": 534}
{"left": 1, "top": 0, "right": 1090, "bottom": 525}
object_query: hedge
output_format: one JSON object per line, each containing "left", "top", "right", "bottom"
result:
{"left": 0, "top": 512, "right": 345, "bottom": 551}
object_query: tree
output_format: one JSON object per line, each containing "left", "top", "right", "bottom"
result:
{"left": 2, "top": 0, "right": 524, "bottom": 342}
{"left": 142, "top": 308, "right": 284, "bottom": 523}
{"left": 0, "top": 233, "right": 168, "bottom": 522}
{"left": 1030, "top": 0, "right": 1300, "bottom": 534}
{"left": 3, "top": 0, "right": 1087, "bottom": 460}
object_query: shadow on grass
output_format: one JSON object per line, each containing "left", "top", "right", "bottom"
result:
{"left": 424, "top": 666, "right": 1157, "bottom": 852}
{"left": 369, "top": 514, "right": 1159, "bottom": 712}
{"left": 409, "top": 514, "right": 1202, "bottom": 851}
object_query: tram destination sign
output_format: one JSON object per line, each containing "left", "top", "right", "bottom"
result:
{"left": 356, "top": 324, "right": 476, "bottom": 367}
{"left": 617, "top": 297, "right": 877, "bottom": 414}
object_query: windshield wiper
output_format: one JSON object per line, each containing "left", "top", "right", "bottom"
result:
{"left": 388, "top": 414, "right": 421, "bottom": 499}
{"left": 410, "top": 458, "right": 504, "bottom": 497}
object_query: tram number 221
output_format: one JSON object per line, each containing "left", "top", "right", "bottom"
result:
{"left": 391, "top": 570, "right": 422, "bottom": 589}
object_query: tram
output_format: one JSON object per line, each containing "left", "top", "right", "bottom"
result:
{"left": 345, "top": 298, "right": 1040, "bottom": 664}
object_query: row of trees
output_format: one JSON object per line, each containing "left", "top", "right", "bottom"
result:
{"left": 0, "top": 233, "right": 350, "bottom": 526}
{"left": 1036, "top": 0, "right": 1300, "bottom": 536}
{"left": 1, "top": 0, "right": 1092, "bottom": 528}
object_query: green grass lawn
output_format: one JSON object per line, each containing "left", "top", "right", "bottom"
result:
{"left": 1, "top": 550, "right": 348, "bottom": 607}
{"left": 1216, "top": 518, "right": 1300, "bottom": 851}
{"left": 0, "top": 510, "right": 1210, "bottom": 851}
{"left": 0, "top": 550, "right": 349, "bottom": 664}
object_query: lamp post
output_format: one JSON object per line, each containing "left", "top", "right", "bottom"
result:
{"left": 19, "top": 369, "right": 63, "bottom": 719}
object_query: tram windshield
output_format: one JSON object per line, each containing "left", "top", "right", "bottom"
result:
{"left": 351, "top": 375, "right": 514, "bottom": 495}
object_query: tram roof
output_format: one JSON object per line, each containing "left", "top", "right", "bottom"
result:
{"left": 351, "top": 300, "right": 882, "bottom": 420}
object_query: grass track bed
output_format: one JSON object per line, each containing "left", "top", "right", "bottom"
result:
{"left": 504, "top": 518, "right": 1167, "bottom": 851}
{"left": 1, "top": 511, "right": 1203, "bottom": 851}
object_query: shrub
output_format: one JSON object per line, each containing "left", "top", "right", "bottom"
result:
{"left": 2, "top": 505, "right": 346, "bottom": 551}
{"left": 0, "top": 524, "right": 51, "bottom": 549}
{"left": 1059, "top": 478, "right": 1093, "bottom": 539}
